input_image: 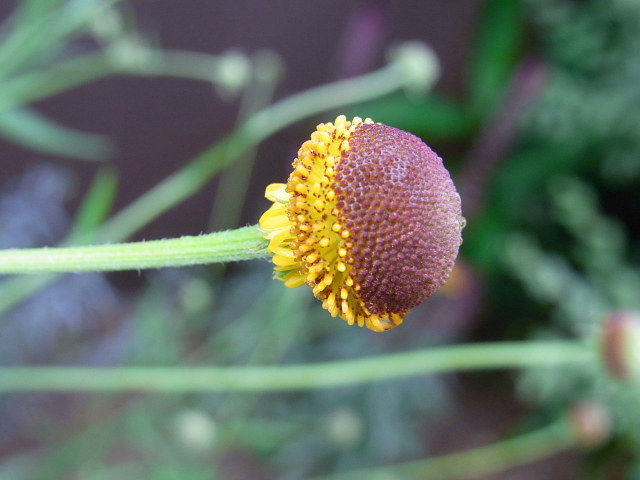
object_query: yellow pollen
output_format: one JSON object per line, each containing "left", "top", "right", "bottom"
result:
{"left": 341, "top": 299, "right": 349, "bottom": 314}
{"left": 313, "top": 131, "right": 331, "bottom": 143}
{"left": 259, "top": 115, "right": 411, "bottom": 333}
{"left": 345, "top": 309, "right": 355, "bottom": 324}
{"left": 313, "top": 282, "right": 327, "bottom": 294}
{"left": 309, "top": 263, "right": 325, "bottom": 273}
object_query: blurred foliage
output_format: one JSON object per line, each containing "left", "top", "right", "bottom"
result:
{"left": 2, "top": 0, "right": 640, "bottom": 479}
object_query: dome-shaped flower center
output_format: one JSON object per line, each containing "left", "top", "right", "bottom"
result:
{"left": 259, "top": 116, "right": 463, "bottom": 332}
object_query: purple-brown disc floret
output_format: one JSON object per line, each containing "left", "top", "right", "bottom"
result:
{"left": 333, "top": 123, "right": 463, "bottom": 316}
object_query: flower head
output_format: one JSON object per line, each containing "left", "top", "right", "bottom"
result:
{"left": 260, "top": 115, "right": 463, "bottom": 332}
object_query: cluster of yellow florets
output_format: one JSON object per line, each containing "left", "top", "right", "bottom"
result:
{"left": 260, "top": 115, "right": 463, "bottom": 332}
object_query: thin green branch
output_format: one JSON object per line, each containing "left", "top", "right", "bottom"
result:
{"left": 0, "top": 341, "right": 593, "bottom": 392}
{"left": 0, "top": 0, "right": 126, "bottom": 81}
{"left": 0, "top": 226, "right": 265, "bottom": 273}
{"left": 312, "top": 417, "right": 576, "bottom": 480}
{"left": 96, "top": 53, "right": 431, "bottom": 243}
{"left": 209, "top": 50, "right": 283, "bottom": 231}
{"left": 0, "top": 107, "right": 114, "bottom": 160}
{"left": 0, "top": 50, "right": 236, "bottom": 112}
{"left": 0, "top": 43, "right": 438, "bottom": 313}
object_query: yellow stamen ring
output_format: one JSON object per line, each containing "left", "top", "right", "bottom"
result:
{"left": 259, "top": 115, "right": 463, "bottom": 332}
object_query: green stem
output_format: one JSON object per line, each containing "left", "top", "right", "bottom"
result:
{"left": 208, "top": 51, "right": 282, "bottom": 232}
{"left": 0, "top": 50, "right": 236, "bottom": 112}
{"left": 312, "top": 417, "right": 576, "bottom": 480}
{"left": 0, "top": 40, "right": 439, "bottom": 243}
{"left": 0, "top": 340, "right": 592, "bottom": 392}
{"left": 0, "top": 0, "right": 126, "bottom": 81}
{"left": 0, "top": 226, "right": 265, "bottom": 273}
{"left": 96, "top": 56, "right": 425, "bottom": 243}
{"left": 0, "top": 43, "right": 436, "bottom": 314}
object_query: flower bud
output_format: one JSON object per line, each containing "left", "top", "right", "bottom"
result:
{"left": 569, "top": 401, "right": 613, "bottom": 449}
{"left": 260, "top": 116, "right": 463, "bottom": 331}
{"left": 601, "top": 310, "right": 640, "bottom": 380}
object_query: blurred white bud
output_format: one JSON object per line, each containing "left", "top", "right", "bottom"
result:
{"left": 179, "top": 278, "right": 214, "bottom": 315}
{"left": 387, "top": 41, "right": 440, "bottom": 96}
{"left": 324, "top": 408, "right": 364, "bottom": 449}
{"left": 106, "top": 34, "right": 156, "bottom": 71}
{"left": 216, "top": 50, "right": 251, "bottom": 99}
{"left": 570, "top": 401, "right": 613, "bottom": 449}
{"left": 175, "top": 410, "right": 218, "bottom": 452}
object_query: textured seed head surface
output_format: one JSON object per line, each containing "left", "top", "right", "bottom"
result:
{"left": 333, "top": 123, "right": 462, "bottom": 315}
{"left": 260, "top": 115, "right": 463, "bottom": 332}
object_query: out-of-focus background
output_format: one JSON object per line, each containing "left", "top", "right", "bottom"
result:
{"left": 1, "top": 0, "right": 640, "bottom": 478}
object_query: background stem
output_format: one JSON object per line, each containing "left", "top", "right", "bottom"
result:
{"left": 95, "top": 59, "right": 419, "bottom": 243}
{"left": 0, "top": 340, "right": 593, "bottom": 392}
{"left": 312, "top": 417, "right": 576, "bottom": 480}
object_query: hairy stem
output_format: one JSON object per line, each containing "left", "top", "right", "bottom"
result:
{"left": 0, "top": 226, "right": 266, "bottom": 273}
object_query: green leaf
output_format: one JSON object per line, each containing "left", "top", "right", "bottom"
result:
{"left": 469, "top": 0, "right": 524, "bottom": 116}
{"left": 347, "top": 92, "right": 472, "bottom": 141}
{"left": 0, "top": 107, "right": 114, "bottom": 160}
{"left": 0, "top": 0, "right": 127, "bottom": 81}
{"left": 69, "top": 168, "right": 119, "bottom": 240}
{"left": 462, "top": 206, "right": 511, "bottom": 273}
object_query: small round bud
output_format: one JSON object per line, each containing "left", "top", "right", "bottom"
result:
{"left": 216, "top": 50, "right": 251, "bottom": 98}
{"left": 324, "top": 408, "right": 364, "bottom": 449}
{"left": 174, "top": 410, "right": 218, "bottom": 453}
{"left": 601, "top": 310, "right": 640, "bottom": 380}
{"left": 569, "top": 401, "right": 613, "bottom": 449}
{"left": 387, "top": 41, "right": 440, "bottom": 95}
{"left": 259, "top": 116, "right": 463, "bottom": 331}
